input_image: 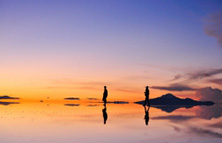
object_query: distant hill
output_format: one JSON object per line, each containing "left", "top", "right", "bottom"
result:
{"left": 0, "top": 95, "right": 20, "bottom": 100}
{"left": 135, "top": 93, "right": 214, "bottom": 113}
{"left": 135, "top": 93, "right": 214, "bottom": 105}
{"left": 64, "top": 97, "right": 80, "bottom": 100}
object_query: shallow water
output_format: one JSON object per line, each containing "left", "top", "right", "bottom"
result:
{"left": 0, "top": 102, "right": 221, "bottom": 143}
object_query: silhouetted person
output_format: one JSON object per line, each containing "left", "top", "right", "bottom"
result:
{"left": 102, "top": 104, "right": 108, "bottom": 124}
{"left": 102, "top": 86, "right": 108, "bottom": 104}
{"left": 144, "top": 106, "right": 150, "bottom": 126}
{"left": 143, "top": 86, "right": 150, "bottom": 107}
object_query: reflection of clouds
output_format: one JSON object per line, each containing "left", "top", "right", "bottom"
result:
{"left": 171, "top": 125, "right": 181, "bottom": 132}
{"left": 187, "top": 126, "right": 222, "bottom": 138}
{"left": 195, "top": 104, "right": 222, "bottom": 120}
{"left": 152, "top": 115, "right": 195, "bottom": 122}
{"left": 64, "top": 104, "right": 80, "bottom": 107}
{"left": 151, "top": 84, "right": 195, "bottom": 91}
{"left": 208, "top": 121, "right": 222, "bottom": 129}
{"left": 171, "top": 124, "right": 222, "bottom": 139}
{"left": 87, "top": 104, "right": 99, "bottom": 107}
{"left": 0, "top": 101, "right": 19, "bottom": 106}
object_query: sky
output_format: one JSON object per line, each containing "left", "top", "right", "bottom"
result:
{"left": 0, "top": 0, "right": 222, "bottom": 101}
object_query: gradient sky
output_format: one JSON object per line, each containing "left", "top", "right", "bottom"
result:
{"left": 0, "top": 0, "right": 222, "bottom": 101}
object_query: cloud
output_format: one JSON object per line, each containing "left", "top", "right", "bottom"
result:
{"left": 114, "top": 88, "right": 140, "bottom": 93}
{"left": 204, "top": 11, "right": 222, "bottom": 47}
{"left": 123, "top": 75, "right": 151, "bottom": 80}
{"left": 53, "top": 78, "right": 110, "bottom": 86}
{"left": 195, "top": 87, "right": 222, "bottom": 102}
{"left": 151, "top": 84, "right": 195, "bottom": 91}
{"left": 188, "top": 69, "right": 222, "bottom": 81}
{"left": 46, "top": 78, "right": 113, "bottom": 91}
{"left": 171, "top": 74, "right": 182, "bottom": 81}
{"left": 171, "top": 68, "right": 222, "bottom": 82}
{"left": 208, "top": 78, "right": 222, "bottom": 85}
{"left": 167, "top": 69, "right": 222, "bottom": 92}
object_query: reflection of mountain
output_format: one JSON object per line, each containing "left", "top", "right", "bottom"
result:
{"left": 96, "top": 101, "right": 129, "bottom": 104}
{"left": 87, "top": 104, "right": 99, "bottom": 107}
{"left": 106, "top": 101, "right": 129, "bottom": 104}
{"left": 135, "top": 93, "right": 214, "bottom": 113}
{"left": 0, "top": 95, "right": 20, "bottom": 100}
{"left": 153, "top": 105, "right": 194, "bottom": 113}
{"left": 64, "top": 104, "right": 80, "bottom": 106}
{"left": 0, "top": 101, "right": 20, "bottom": 106}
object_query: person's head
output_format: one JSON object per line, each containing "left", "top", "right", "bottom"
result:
{"left": 104, "top": 86, "right": 107, "bottom": 89}
{"left": 146, "top": 86, "right": 149, "bottom": 89}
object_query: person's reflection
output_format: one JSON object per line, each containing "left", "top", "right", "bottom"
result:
{"left": 144, "top": 106, "right": 150, "bottom": 126}
{"left": 102, "top": 104, "right": 108, "bottom": 124}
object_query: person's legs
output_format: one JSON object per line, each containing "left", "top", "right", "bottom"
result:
{"left": 148, "top": 99, "right": 150, "bottom": 107}
{"left": 143, "top": 98, "right": 147, "bottom": 106}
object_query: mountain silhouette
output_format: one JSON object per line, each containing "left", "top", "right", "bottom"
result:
{"left": 0, "top": 95, "right": 20, "bottom": 100}
{"left": 135, "top": 93, "right": 214, "bottom": 113}
{"left": 64, "top": 97, "right": 80, "bottom": 100}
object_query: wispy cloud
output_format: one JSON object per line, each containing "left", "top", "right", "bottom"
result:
{"left": 158, "top": 68, "right": 222, "bottom": 92}
{"left": 208, "top": 78, "right": 222, "bottom": 85}
{"left": 114, "top": 88, "right": 141, "bottom": 93}
{"left": 46, "top": 78, "right": 111, "bottom": 90}
{"left": 151, "top": 84, "right": 195, "bottom": 91}
{"left": 188, "top": 69, "right": 222, "bottom": 81}
{"left": 171, "top": 74, "right": 183, "bottom": 81}
{"left": 172, "top": 68, "right": 222, "bottom": 82}
{"left": 52, "top": 78, "right": 110, "bottom": 86}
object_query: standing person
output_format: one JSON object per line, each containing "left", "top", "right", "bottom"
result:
{"left": 143, "top": 86, "right": 150, "bottom": 107}
{"left": 102, "top": 86, "right": 108, "bottom": 104}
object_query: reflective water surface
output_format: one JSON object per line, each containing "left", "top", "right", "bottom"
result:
{"left": 0, "top": 102, "right": 221, "bottom": 143}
